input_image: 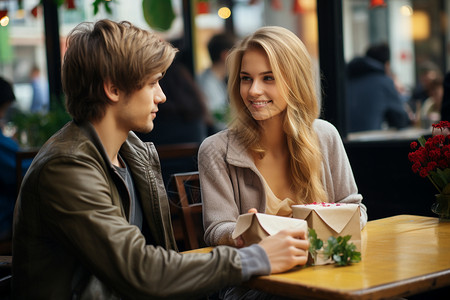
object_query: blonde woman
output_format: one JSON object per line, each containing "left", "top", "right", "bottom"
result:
{"left": 199, "top": 26, "right": 368, "bottom": 247}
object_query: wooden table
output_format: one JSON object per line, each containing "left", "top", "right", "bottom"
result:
{"left": 186, "top": 215, "right": 450, "bottom": 299}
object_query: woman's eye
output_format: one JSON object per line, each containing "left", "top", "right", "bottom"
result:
{"left": 264, "top": 76, "right": 275, "bottom": 81}
{"left": 240, "top": 76, "right": 251, "bottom": 81}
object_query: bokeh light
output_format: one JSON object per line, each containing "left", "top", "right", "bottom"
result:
{"left": 218, "top": 7, "right": 231, "bottom": 19}
{"left": 0, "top": 16, "right": 10, "bottom": 27}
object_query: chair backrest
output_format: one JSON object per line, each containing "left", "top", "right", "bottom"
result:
{"left": 169, "top": 171, "right": 205, "bottom": 250}
{"left": 0, "top": 256, "right": 12, "bottom": 297}
{"left": 155, "top": 143, "right": 200, "bottom": 188}
{"left": 155, "top": 143, "right": 200, "bottom": 160}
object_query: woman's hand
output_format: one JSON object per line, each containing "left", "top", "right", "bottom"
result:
{"left": 234, "top": 236, "right": 245, "bottom": 248}
{"left": 233, "top": 208, "right": 259, "bottom": 247}
{"left": 248, "top": 208, "right": 258, "bottom": 214}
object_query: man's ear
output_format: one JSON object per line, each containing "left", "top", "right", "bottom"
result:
{"left": 103, "top": 80, "right": 120, "bottom": 103}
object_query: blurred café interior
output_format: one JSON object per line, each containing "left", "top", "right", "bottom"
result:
{"left": 0, "top": 0, "right": 448, "bottom": 235}
{"left": 1, "top": 1, "right": 450, "bottom": 298}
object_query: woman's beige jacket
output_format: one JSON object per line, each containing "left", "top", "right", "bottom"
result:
{"left": 199, "top": 119, "right": 368, "bottom": 246}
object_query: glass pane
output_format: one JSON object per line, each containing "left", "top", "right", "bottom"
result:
{"left": 193, "top": 0, "right": 319, "bottom": 127}
{"left": 344, "top": 0, "right": 444, "bottom": 140}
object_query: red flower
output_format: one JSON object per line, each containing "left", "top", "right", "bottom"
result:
{"left": 409, "top": 121, "right": 450, "bottom": 194}
{"left": 432, "top": 121, "right": 450, "bottom": 129}
{"left": 419, "top": 168, "right": 429, "bottom": 178}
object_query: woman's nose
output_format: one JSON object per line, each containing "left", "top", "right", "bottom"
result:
{"left": 248, "top": 80, "right": 263, "bottom": 97}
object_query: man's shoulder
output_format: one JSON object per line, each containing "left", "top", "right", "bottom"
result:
{"left": 34, "top": 122, "right": 100, "bottom": 167}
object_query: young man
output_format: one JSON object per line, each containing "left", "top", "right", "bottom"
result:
{"left": 12, "top": 19, "right": 309, "bottom": 299}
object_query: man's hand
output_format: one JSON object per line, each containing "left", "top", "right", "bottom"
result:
{"left": 258, "top": 229, "right": 309, "bottom": 274}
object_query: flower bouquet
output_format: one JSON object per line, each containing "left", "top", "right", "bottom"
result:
{"left": 408, "top": 121, "right": 450, "bottom": 220}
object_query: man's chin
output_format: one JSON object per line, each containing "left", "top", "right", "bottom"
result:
{"left": 134, "top": 125, "right": 154, "bottom": 134}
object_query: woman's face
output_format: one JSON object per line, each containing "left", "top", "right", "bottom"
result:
{"left": 239, "top": 47, "right": 287, "bottom": 121}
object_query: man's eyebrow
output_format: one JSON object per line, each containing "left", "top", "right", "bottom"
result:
{"left": 154, "top": 73, "right": 164, "bottom": 80}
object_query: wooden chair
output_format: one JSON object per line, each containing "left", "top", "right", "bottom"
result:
{"left": 155, "top": 142, "right": 200, "bottom": 191}
{"left": 155, "top": 143, "right": 200, "bottom": 160}
{"left": 169, "top": 171, "right": 205, "bottom": 251}
{"left": 0, "top": 256, "right": 12, "bottom": 298}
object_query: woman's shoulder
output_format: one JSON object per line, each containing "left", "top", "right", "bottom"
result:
{"left": 199, "top": 129, "right": 230, "bottom": 153}
{"left": 313, "top": 119, "right": 342, "bottom": 146}
{"left": 313, "top": 119, "right": 339, "bottom": 135}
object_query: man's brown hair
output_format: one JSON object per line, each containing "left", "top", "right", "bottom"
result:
{"left": 62, "top": 19, "right": 177, "bottom": 123}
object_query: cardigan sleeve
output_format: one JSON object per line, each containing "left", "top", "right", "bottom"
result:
{"left": 314, "top": 119, "right": 368, "bottom": 228}
{"left": 198, "top": 132, "right": 241, "bottom": 246}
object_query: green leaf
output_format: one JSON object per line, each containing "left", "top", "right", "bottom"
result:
{"left": 93, "top": 0, "right": 100, "bottom": 15}
{"left": 418, "top": 136, "right": 427, "bottom": 147}
{"left": 91, "top": 0, "right": 114, "bottom": 15}
{"left": 11, "top": 105, "right": 71, "bottom": 148}
{"left": 323, "top": 234, "right": 361, "bottom": 266}
{"left": 308, "top": 228, "right": 323, "bottom": 257}
{"left": 430, "top": 171, "right": 446, "bottom": 191}
{"left": 443, "top": 183, "right": 450, "bottom": 195}
{"left": 51, "top": 0, "right": 65, "bottom": 6}
{"left": 437, "top": 169, "right": 450, "bottom": 185}
{"left": 142, "top": 0, "right": 176, "bottom": 31}
{"left": 351, "top": 251, "right": 361, "bottom": 263}
{"left": 104, "top": 1, "right": 112, "bottom": 14}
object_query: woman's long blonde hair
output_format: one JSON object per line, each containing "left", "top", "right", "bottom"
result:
{"left": 227, "top": 26, "right": 327, "bottom": 204}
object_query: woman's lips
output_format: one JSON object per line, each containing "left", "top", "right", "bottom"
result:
{"left": 250, "top": 100, "right": 272, "bottom": 108}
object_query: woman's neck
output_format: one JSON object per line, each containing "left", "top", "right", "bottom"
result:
{"left": 257, "top": 114, "right": 288, "bottom": 156}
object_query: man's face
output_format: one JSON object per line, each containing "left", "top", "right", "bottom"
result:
{"left": 117, "top": 73, "right": 166, "bottom": 134}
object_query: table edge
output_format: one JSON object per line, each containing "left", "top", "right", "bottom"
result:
{"left": 245, "top": 268, "right": 450, "bottom": 300}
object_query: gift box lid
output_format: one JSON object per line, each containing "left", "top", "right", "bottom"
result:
{"left": 292, "top": 203, "right": 359, "bottom": 234}
{"left": 232, "top": 213, "right": 307, "bottom": 239}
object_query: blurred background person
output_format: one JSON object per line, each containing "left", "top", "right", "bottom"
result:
{"left": 29, "top": 66, "right": 49, "bottom": 114}
{"left": 409, "top": 60, "right": 443, "bottom": 114}
{"left": 0, "top": 77, "right": 31, "bottom": 253}
{"left": 346, "top": 42, "right": 411, "bottom": 132}
{"left": 197, "top": 32, "right": 236, "bottom": 132}
{"left": 417, "top": 76, "right": 443, "bottom": 128}
{"left": 135, "top": 40, "right": 213, "bottom": 186}
{"left": 441, "top": 71, "right": 450, "bottom": 121}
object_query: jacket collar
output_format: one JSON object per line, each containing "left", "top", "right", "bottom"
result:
{"left": 76, "top": 121, "right": 115, "bottom": 169}
{"left": 76, "top": 121, "right": 158, "bottom": 171}
{"left": 225, "top": 130, "right": 257, "bottom": 170}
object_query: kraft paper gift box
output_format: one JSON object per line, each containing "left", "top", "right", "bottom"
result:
{"left": 232, "top": 213, "right": 308, "bottom": 247}
{"left": 292, "top": 203, "right": 361, "bottom": 265}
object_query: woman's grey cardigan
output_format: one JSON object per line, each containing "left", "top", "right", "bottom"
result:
{"left": 198, "top": 119, "right": 368, "bottom": 246}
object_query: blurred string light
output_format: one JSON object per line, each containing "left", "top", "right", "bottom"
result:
{"left": 16, "top": 8, "right": 25, "bottom": 19}
{"left": 400, "top": 5, "right": 413, "bottom": 17}
{"left": 0, "top": 16, "right": 9, "bottom": 27}
{"left": 369, "top": 0, "right": 386, "bottom": 9}
{"left": 218, "top": 6, "right": 231, "bottom": 19}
